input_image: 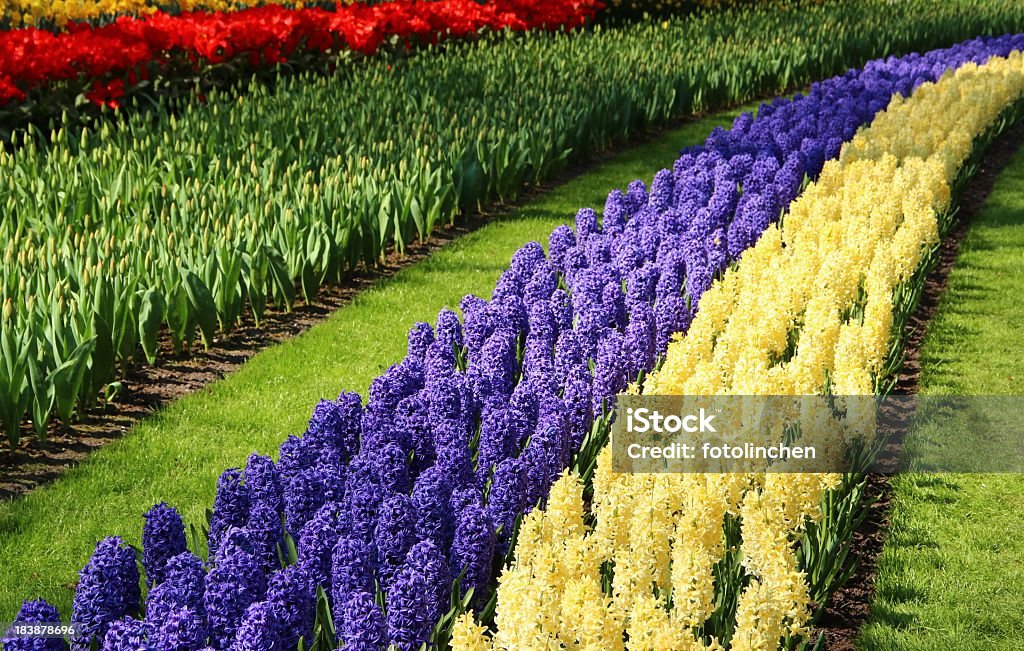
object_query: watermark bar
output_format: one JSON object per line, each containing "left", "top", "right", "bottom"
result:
{"left": 2, "top": 621, "right": 82, "bottom": 640}
{"left": 610, "top": 395, "right": 1024, "bottom": 473}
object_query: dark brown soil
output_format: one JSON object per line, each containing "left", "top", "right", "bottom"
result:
{"left": 812, "top": 121, "right": 1024, "bottom": 651}
{"left": 0, "top": 101, "right": 756, "bottom": 502}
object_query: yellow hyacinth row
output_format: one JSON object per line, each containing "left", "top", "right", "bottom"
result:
{"left": 0, "top": 0, "right": 338, "bottom": 29}
{"left": 452, "top": 51, "right": 1024, "bottom": 650}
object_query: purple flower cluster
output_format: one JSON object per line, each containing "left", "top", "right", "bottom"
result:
{"left": 3, "top": 600, "right": 65, "bottom": 651}
{"left": 29, "top": 33, "right": 1024, "bottom": 651}
{"left": 70, "top": 537, "right": 140, "bottom": 650}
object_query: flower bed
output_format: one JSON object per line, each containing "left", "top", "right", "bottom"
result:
{"left": 7, "top": 33, "right": 1024, "bottom": 651}
{"left": 456, "top": 48, "right": 1024, "bottom": 650}
{"left": 0, "top": 0, "right": 601, "bottom": 107}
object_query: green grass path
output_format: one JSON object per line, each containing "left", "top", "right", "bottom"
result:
{"left": 0, "top": 107, "right": 746, "bottom": 619}
{"left": 858, "top": 147, "right": 1024, "bottom": 649}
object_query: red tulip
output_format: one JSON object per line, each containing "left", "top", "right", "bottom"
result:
{"left": 0, "top": 0, "right": 604, "bottom": 110}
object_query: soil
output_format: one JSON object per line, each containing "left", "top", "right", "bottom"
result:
{"left": 811, "top": 122, "right": 1024, "bottom": 650}
{"left": 0, "top": 104, "right": 747, "bottom": 502}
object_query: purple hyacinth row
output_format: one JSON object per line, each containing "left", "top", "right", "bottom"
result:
{"left": 12, "top": 33, "right": 1024, "bottom": 651}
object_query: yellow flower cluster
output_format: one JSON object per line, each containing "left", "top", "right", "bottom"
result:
{"left": 452, "top": 52, "right": 1024, "bottom": 650}
{"left": 0, "top": 0, "right": 340, "bottom": 29}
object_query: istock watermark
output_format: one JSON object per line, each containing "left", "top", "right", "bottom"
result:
{"left": 625, "top": 406, "right": 719, "bottom": 434}
{"left": 610, "top": 395, "right": 1024, "bottom": 473}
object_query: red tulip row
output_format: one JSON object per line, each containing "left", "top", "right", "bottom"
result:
{"left": 0, "top": 0, "right": 602, "bottom": 108}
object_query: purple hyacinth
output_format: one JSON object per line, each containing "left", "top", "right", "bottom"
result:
{"left": 150, "top": 607, "right": 207, "bottom": 651}
{"left": 547, "top": 224, "right": 576, "bottom": 270}
{"left": 562, "top": 365, "right": 595, "bottom": 451}
{"left": 369, "top": 442, "right": 411, "bottom": 495}
{"left": 511, "top": 242, "right": 546, "bottom": 281}
{"left": 146, "top": 582, "right": 190, "bottom": 630}
{"left": 602, "top": 281, "right": 627, "bottom": 329}
{"left": 411, "top": 464, "right": 455, "bottom": 552}
{"left": 266, "top": 565, "right": 316, "bottom": 647}
{"left": 592, "top": 331, "right": 628, "bottom": 412}
{"left": 624, "top": 180, "right": 648, "bottom": 215}
{"left": 574, "top": 208, "right": 598, "bottom": 240}
{"left": 228, "top": 602, "right": 281, "bottom": 651}
{"left": 435, "top": 308, "right": 464, "bottom": 352}
{"left": 208, "top": 469, "right": 249, "bottom": 562}
{"left": 296, "top": 505, "right": 340, "bottom": 588}
{"left": 549, "top": 289, "right": 573, "bottom": 333}
{"left": 374, "top": 493, "right": 418, "bottom": 589}
{"left": 459, "top": 295, "right": 492, "bottom": 357}
{"left": 363, "top": 359, "right": 426, "bottom": 454}
{"left": 71, "top": 537, "right": 141, "bottom": 650}
{"left": 284, "top": 460, "right": 345, "bottom": 537}
{"left": 162, "top": 553, "right": 206, "bottom": 608}
{"left": 450, "top": 485, "right": 484, "bottom": 521}
{"left": 626, "top": 261, "right": 658, "bottom": 310}
{"left": 524, "top": 261, "right": 558, "bottom": 307}
{"left": 485, "top": 457, "right": 527, "bottom": 550}
{"left": 4, "top": 599, "right": 65, "bottom": 651}
{"left": 305, "top": 391, "right": 362, "bottom": 460}
{"left": 424, "top": 339, "right": 458, "bottom": 385}
{"left": 434, "top": 438, "right": 475, "bottom": 491}
{"left": 655, "top": 294, "right": 691, "bottom": 356}
{"left": 274, "top": 435, "right": 314, "bottom": 485}
{"left": 407, "top": 322, "right": 435, "bottom": 359}
{"left": 469, "top": 327, "right": 518, "bottom": 403}
{"left": 554, "top": 329, "right": 587, "bottom": 384}
{"left": 331, "top": 536, "right": 377, "bottom": 607}
{"left": 246, "top": 500, "right": 284, "bottom": 572}
{"left": 474, "top": 404, "right": 525, "bottom": 487}
{"left": 426, "top": 374, "right": 474, "bottom": 438}
{"left": 624, "top": 301, "right": 657, "bottom": 380}
{"left": 602, "top": 189, "right": 627, "bottom": 235}
{"left": 449, "top": 505, "right": 496, "bottom": 604}
{"left": 385, "top": 541, "right": 450, "bottom": 650}
{"left": 100, "top": 618, "right": 152, "bottom": 651}
{"left": 244, "top": 454, "right": 284, "bottom": 516}
{"left": 142, "top": 503, "right": 187, "bottom": 589}
{"left": 648, "top": 169, "right": 674, "bottom": 212}
{"left": 337, "top": 592, "right": 387, "bottom": 651}
{"left": 340, "top": 469, "right": 383, "bottom": 543}
{"left": 395, "top": 393, "right": 435, "bottom": 475}
{"left": 203, "top": 529, "right": 267, "bottom": 650}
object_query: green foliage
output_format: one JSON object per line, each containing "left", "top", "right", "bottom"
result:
{"left": 3, "top": 0, "right": 1024, "bottom": 447}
